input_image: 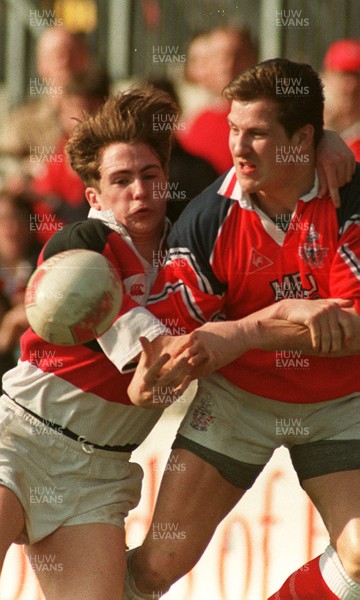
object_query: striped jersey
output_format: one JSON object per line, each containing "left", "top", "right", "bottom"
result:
{"left": 148, "top": 166, "right": 360, "bottom": 404}
{"left": 2, "top": 209, "right": 169, "bottom": 447}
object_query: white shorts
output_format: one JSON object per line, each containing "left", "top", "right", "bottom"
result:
{"left": 173, "top": 373, "right": 360, "bottom": 488}
{"left": 0, "top": 394, "right": 143, "bottom": 545}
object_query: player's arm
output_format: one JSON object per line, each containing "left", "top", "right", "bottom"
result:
{"left": 316, "top": 130, "right": 356, "bottom": 207}
{"left": 128, "top": 299, "right": 359, "bottom": 407}
{"left": 175, "top": 299, "right": 358, "bottom": 379}
{"left": 190, "top": 163, "right": 360, "bottom": 373}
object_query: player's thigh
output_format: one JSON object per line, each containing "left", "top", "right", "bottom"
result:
{"left": 26, "top": 523, "right": 126, "bottom": 600}
{"left": 0, "top": 485, "right": 25, "bottom": 572}
{"left": 139, "top": 449, "right": 246, "bottom": 577}
{"left": 303, "top": 469, "right": 360, "bottom": 578}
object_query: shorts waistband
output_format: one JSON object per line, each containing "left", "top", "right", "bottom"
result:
{"left": 1, "top": 389, "right": 138, "bottom": 454}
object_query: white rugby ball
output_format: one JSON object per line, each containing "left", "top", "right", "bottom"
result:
{"left": 25, "top": 249, "right": 123, "bottom": 345}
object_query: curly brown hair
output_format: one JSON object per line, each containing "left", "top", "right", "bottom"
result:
{"left": 66, "top": 87, "right": 179, "bottom": 187}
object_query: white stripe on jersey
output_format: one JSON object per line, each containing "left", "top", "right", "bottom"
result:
{"left": 338, "top": 243, "right": 360, "bottom": 281}
{"left": 2, "top": 361, "right": 162, "bottom": 446}
{"left": 339, "top": 214, "right": 360, "bottom": 235}
{"left": 168, "top": 247, "right": 216, "bottom": 295}
{"left": 148, "top": 281, "right": 213, "bottom": 325}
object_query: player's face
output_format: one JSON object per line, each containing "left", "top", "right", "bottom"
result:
{"left": 228, "top": 99, "right": 301, "bottom": 198}
{"left": 86, "top": 142, "right": 168, "bottom": 238}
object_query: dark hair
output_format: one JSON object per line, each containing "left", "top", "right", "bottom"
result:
{"left": 224, "top": 58, "right": 324, "bottom": 146}
{"left": 66, "top": 88, "right": 179, "bottom": 187}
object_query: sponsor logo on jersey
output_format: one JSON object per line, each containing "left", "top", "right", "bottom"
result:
{"left": 130, "top": 283, "right": 145, "bottom": 296}
{"left": 270, "top": 272, "right": 320, "bottom": 300}
{"left": 124, "top": 275, "right": 146, "bottom": 298}
{"left": 248, "top": 248, "right": 274, "bottom": 274}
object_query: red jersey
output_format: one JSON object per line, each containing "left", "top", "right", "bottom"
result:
{"left": 2, "top": 209, "right": 169, "bottom": 447}
{"left": 149, "top": 166, "right": 360, "bottom": 403}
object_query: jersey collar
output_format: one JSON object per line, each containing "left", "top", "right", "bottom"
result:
{"left": 217, "top": 167, "right": 320, "bottom": 209}
{"left": 87, "top": 207, "right": 171, "bottom": 267}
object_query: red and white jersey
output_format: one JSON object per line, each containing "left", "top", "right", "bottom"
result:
{"left": 149, "top": 166, "right": 360, "bottom": 404}
{"left": 2, "top": 209, "right": 168, "bottom": 447}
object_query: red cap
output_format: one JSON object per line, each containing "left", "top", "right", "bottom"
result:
{"left": 324, "top": 39, "right": 360, "bottom": 72}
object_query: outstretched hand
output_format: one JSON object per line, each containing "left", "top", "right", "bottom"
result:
{"left": 127, "top": 337, "right": 193, "bottom": 409}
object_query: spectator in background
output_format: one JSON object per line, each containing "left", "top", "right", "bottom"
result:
{"left": 31, "top": 67, "right": 110, "bottom": 243}
{"left": 178, "top": 26, "right": 258, "bottom": 173}
{"left": 145, "top": 78, "right": 217, "bottom": 222}
{"left": 177, "top": 30, "right": 216, "bottom": 121}
{"left": 0, "top": 193, "right": 40, "bottom": 378}
{"left": 322, "top": 39, "right": 360, "bottom": 161}
{"left": 0, "top": 27, "right": 95, "bottom": 188}
{"left": 201, "top": 26, "right": 258, "bottom": 98}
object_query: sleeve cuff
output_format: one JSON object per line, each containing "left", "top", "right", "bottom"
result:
{"left": 97, "top": 306, "right": 168, "bottom": 372}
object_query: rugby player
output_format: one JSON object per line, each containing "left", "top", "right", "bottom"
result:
{"left": 0, "top": 84, "right": 354, "bottom": 600}
{"left": 124, "top": 60, "right": 360, "bottom": 600}
{"left": 0, "top": 89, "right": 206, "bottom": 600}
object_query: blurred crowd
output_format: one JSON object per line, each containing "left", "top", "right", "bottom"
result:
{"left": 0, "top": 22, "right": 359, "bottom": 370}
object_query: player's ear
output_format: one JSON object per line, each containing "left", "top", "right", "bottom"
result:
{"left": 294, "top": 124, "right": 314, "bottom": 150}
{"left": 85, "top": 187, "right": 101, "bottom": 210}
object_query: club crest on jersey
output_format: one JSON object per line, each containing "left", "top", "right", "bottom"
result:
{"left": 190, "top": 396, "right": 215, "bottom": 431}
{"left": 298, "top": 225, "right": 328, "bottom": 268}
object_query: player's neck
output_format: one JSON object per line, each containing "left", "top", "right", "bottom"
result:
{"left": 253, "top": 168, "right": 315, "bottom": 218}
{"left": 131, "top": 230, "right": 164, "bottom": 264}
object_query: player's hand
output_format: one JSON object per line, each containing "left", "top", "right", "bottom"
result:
{"left": 149, "top": 332, "right": 211, "bottom": 371}
{"left": 316, "top": 130, "right": 355, "bottom": 207}
{"left": 128, "top": 337, "right": 193, "bottom": 409}
{"left": 278, "top": 298, "right": 355, "bottom": 353}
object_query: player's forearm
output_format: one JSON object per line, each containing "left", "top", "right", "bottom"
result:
{"left": 256, "top": 316, "right": 360, "bottom": 355}
{"left": 247, "top": 300, "right": 360, "bottom": 355}
{"left": 190, "top": 301, "right": 303, "bottom": 368}
{"left": 187, "top": 317, "right": 261, "bottom": 375}
{"left": 191, "top": 305, "right": 360, "bottom": 376}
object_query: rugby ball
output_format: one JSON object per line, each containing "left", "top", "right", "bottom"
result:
{"left": 25, "top": 249, "right": 123, "bottom": 345}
